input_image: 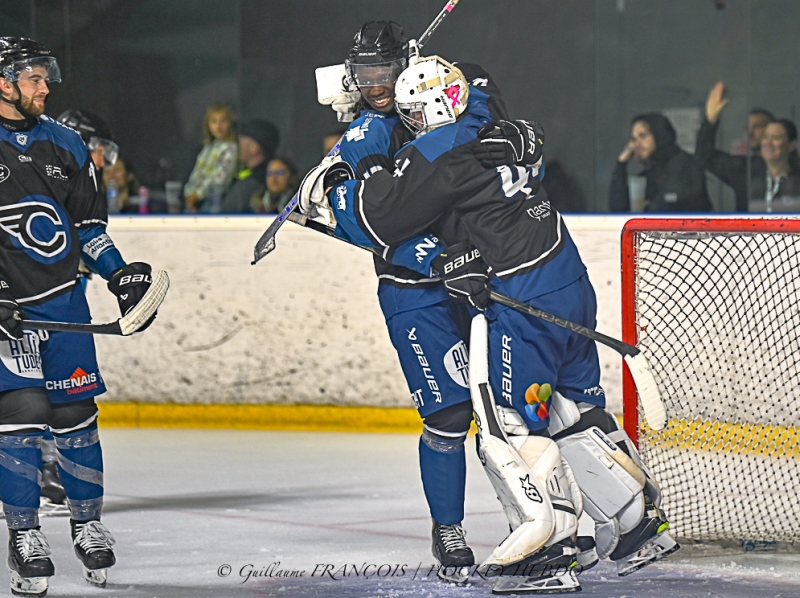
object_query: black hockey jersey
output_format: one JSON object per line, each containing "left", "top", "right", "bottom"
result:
{"left": 0, "top": 115, "right": 106, "bottom": 303}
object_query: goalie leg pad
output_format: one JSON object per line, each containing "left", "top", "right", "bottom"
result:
{"left": 556, "top": 427, "right": 646, "bottom": 555}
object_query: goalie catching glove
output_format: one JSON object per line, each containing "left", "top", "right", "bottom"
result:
{"left": 297, "top": 156, "right": 354, "bottom": 216}
{"left": 0, "top": 286, "right": 24, "bottom": 341}
{"left": 315, "top": 64, "right": 362, "bottom": 123}
{"left": 431, "top": 243, "right": 492, "bottom": 311}
{"left": 108, "top": 263, "right": 157, "bottom": 332}
{"left": 474, "top": 120, "right": 545, "bottom": 169}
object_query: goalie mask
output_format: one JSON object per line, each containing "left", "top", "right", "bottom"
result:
{"left": 394, "top": 55, "right": 469, "bottom": 136}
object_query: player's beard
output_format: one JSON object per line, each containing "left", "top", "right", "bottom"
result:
{"left": 18, "top": 92, "right": 47, "bottom": 117}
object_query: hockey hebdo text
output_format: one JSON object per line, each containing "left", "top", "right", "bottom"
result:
{"left": 216, "top": 561, "right": 588, "bottom": 584}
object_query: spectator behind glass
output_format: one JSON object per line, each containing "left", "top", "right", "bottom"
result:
{"left": 758, "top": 118, "right": 800, "bottom": 211}
{"left": 695, "top": 81, "right": 774, "bottom": 211}
{"left": 251, "top": 157, "right": 300, "bottom": 213}
{"left": 610, "top": 113, "right": 712, "bottom": 212}
{"left": 220, "top": 118, "right": 279, "bottom": 213}
{"left": 103, "top": 156, "right": 141, "bottom": 213}
{"left": 323, "top": 125, "right": 348, "bottom": 156}
{"left": 184, "top": 103, "right": 237, "bottom": 213}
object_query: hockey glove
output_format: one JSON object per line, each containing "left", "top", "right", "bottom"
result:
{"left": 0, "top": 287, "right": 25, "bottom": 341}
{"left": 297, "top": 156, "right": 354, "bottom": 216}
{"left": 474, "top": 120, "right": 545, "bottom": 168}
{"left": 431, "top": 243, "right": 492, "bottom": 311}
{"left": 108, "top": 262, "right": 156, "bottom": 332}
{"left": 316, "top": 64, "right": 362, "bottom": 123}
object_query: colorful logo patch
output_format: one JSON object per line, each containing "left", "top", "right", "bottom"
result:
{"left": 524, "top": 382, "right": 551, "bottom": 422}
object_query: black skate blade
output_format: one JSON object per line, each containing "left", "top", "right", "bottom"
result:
{"left": 617, "top": 542, "right": 681, "bottom": 577}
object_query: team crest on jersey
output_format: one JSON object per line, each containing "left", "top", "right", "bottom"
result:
{"left": 0, "top": 164, "right": 9, "bottom": 183}
{"left": 15, "top": 134, "right": 27, "bottom": 146}
{"left": 0, "top": 196, "right": 72, "bottom": 264}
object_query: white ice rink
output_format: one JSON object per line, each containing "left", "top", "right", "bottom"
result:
{"left": 21, "top": 428, "right": 800, "bottom": 598}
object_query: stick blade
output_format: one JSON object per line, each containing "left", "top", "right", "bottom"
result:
{"left": 624, "top": 352, "right": 667, "bottom": 431}
{"left": 119, "top": 270, "right": 170, "bottom": 335}
{"left": 252, "top": 232, "right": 277, "bottom": 264}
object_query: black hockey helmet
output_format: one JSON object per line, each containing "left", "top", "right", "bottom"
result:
{"left": 346, "top": 21, "right": 408, "bottom": 88}
{"left": 57, "top": 109, "right": 119, "bottom": 166}
{"left": 0, "top": 37, "right": 61, "bottom": 83}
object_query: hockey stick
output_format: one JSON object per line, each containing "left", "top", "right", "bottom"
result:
{"left": 251, "top": 0, "right": 463, "bottom": 265}
{"left": 14, "top": 270, "right": 170, "bottom": 336}
{"left": 285, "top": 214, "right": 667, "bottom": 430}
{"left": 486, "top": 292, "right": 665, "bottom": 430}
{"left": 251, "top": 139, "right": 342, "bottom": 265}
{"left": 417, "top": 0, "right": 461, "bottom": 49}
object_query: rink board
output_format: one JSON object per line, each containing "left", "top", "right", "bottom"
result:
{"left": 90, "top": 215, "right": 626, "bottom": 411}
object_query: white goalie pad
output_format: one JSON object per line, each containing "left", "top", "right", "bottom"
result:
{"left": 556, "top": 426, "right": 647, "bottom": 558}
{"left": 315, "top": 64, "right": 361, "bottom": 122}
{"left": 469, "top": 315, "right": 578, "bottom": 569}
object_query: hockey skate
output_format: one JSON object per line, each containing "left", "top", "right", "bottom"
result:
{"left": 7, "top": 528, "right": 55, "bottom": 597}
{"left": 611, "top": 500, "right": 680, "bottom": 576}
{"left": 575, "top": 536, "right": 598, "bottom": 571}
{"left": 489, "top": 540, "right": 581, "bottom": 595}
{"left": 38, "top": 463, "right": 68, "bottom": 518}
{"left": 71, "top": 520, "right": 115, "bottom": 587}
{"left": 431, "top": 521, "right": 474, "bottom": 585}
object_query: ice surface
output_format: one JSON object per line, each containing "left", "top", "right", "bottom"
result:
{"left": 22, "top": 429, "right": 800, "bottom": 597}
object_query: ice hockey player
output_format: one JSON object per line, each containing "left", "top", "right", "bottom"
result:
{"left": 0, "top": 37, "right": 159, "bottom": 595}
{"left": 303, "top": 53, "right": 679, "bottom": 593}
{"left": 313, "top": 20, "right": 541, "bottom": 585}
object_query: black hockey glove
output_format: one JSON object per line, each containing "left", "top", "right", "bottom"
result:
{"left": 474, "top": 120, "right": 545, "bottom": 168}
{"left": 108, "top": 262, "right": 156, "bottom": 331}
{"left": 0, "top": 286, "right": 25, "bottom": 341}
{"left": 431, "top": 243, "right": 492, "bottom": 311}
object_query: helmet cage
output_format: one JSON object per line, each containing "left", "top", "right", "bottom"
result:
{"left": 2, "top": 56, "right": 61, "bottom": 84}
{"left": 87, "top": 137, "right": 119, "bottom": 166}
{"left": 394, "top": 55, "right": 469, "bottom": 136}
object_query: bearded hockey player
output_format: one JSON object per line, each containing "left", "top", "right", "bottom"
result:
{"left": 0, "top": 37, "right": 159, "bottom": 596}
{"left": 304, "top": 53, "right": 679, "bottom": 593}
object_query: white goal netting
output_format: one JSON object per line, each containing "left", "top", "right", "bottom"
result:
{"left": 623, "top": 220, "right": 800, "bottom": 543}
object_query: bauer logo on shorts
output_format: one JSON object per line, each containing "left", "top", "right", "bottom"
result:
{"left": 0, "top": 196, "right": 72, "bottom": 264}
{"left": 444, "top": 340, "right": 469, "bottom": 388}
{"left": 0, "top": 331, "right": 43, "bottom": 379}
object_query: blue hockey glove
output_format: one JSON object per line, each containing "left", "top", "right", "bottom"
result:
{"left": 431, "top": 243, "right": 491, "bottom": 311}
{"left": 108, "top": 262, "right": 156, "bottom": 331}
{"left": 474, "top": 120, "right": 544, "bottom": 168}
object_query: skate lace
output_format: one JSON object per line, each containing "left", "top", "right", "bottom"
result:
{"left": 439, "top": 524, "right": 468, "bottom": 553}
{"left": 74, "top": 521, "right": 116, "bottom": 554}
{"left": 16, "top": 529, "right": 52, "bottom": 562}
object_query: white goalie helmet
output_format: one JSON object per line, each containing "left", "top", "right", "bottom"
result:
{"left": 394, "top": 55, "right": 469, "bottom": 136}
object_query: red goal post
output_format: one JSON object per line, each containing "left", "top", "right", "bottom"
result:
{"left": 620, "top": 217, "right": 800, "bottom": 543}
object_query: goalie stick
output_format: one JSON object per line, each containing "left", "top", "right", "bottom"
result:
{"left": 14, "top": 270, "right": 170, "bottom": 336}
{"left": 251, "top": 0, "right": 463, "bottom": 265}
{"left": 284, "top": 213, "right": 667, "bottom": 430}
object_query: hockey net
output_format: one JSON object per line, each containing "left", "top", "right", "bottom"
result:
{"left": 621, "top": 218, "right": 800, "bottom": 545}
